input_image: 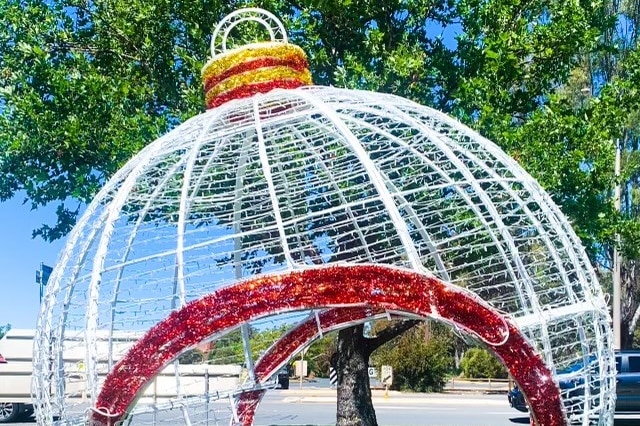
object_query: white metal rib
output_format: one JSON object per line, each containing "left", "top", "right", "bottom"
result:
{"left": 84, "top": 132, "right": 177, "bottom": 407}
{"left": 293, "top": 90, "right": 424, "bottom": 272}
{"left": 253, "top": 95, "right": 295, "bottom": 267}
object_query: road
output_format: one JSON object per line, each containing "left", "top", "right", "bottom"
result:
{"left": 5, "top": 393, "right": 525, "bottom": 426}
{"left": 255, "top": 389, "right": 640, "bottom": 426}
{"left": 10, "top": 384, "right": 640, "bottom": 425}
{"left": 256, "top": 390, "right": 524, "bottom": 426}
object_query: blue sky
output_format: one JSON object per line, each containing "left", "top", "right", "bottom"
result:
{"left": 0, "top": 196, "right": 66, "bottom": 329}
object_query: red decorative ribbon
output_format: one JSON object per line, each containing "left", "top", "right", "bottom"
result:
{"left": 235, "top": 389, "right": 266, "bottom": 426}
{"left": 206, "top": 78, "right": 308, "bottom": 109}
{"left": 91, "top": 265, "right": 566, "bottom": 426}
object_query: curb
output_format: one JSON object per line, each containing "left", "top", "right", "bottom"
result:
{"left": 442, "top": 389, "right": 508, "bottom": 395}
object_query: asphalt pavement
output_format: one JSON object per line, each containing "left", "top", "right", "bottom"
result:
{"left": 9, "top": 380, "right": 640, "bottom": 425}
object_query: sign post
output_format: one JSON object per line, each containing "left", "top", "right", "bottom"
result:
{"left": 381, "top": 365, "right": 393, "bottom": 398}
{"left": 329, "top": 367, "right": 337, "bottom": 387}
{"left": 36, "top": 263, "right": 53, "bottom": 303}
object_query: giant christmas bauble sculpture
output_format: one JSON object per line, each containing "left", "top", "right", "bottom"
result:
{"left": 34, "top": 8, "right": 615, "bottom": 426}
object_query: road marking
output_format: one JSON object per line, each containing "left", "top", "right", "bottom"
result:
{"left": 281, "top": 396, "right": 505, "bottom": 406}
{"left": 378, "top": 406, "right": 457, "bottom": 411}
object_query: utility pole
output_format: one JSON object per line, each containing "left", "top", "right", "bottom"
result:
{"left": 613, "top": 139, "right": 622, "bottom": 349}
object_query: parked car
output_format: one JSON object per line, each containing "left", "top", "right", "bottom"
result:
{"left": 508, "top": 350, "right": 640, "bottom": 414}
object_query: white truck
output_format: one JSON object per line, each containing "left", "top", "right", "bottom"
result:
{"left": 0, "top": 329, "right": 35, "bottom": 422}
{"left": 0, "top": 329, "right": 241, "bottom": 423}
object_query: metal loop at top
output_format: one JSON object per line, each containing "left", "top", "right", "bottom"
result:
{"left": 211, "top": 8, "right": 288, "bottom": 57}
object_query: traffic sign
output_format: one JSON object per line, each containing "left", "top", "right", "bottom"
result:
{"left": 381, "top": 365, "right": 393, "bottom": 385}
{"left": 368, "top": 366, "right": 377, "bottom": 378}
{"left": 329, "top": 367, "right": 337, "bottom": 385}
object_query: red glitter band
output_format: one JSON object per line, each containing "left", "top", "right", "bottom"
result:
{"left": 204, "top": 55, "right": 309, "bottom": 92}
{"left": 91, "top": 265, "right": 567, "bottom": 426}
{"left": 235, "top": 389, "right": 266, "bottom": 426}
{"left": 206, "top": 78, "right": 308, "bottom": 109}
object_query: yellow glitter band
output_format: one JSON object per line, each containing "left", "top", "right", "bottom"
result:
{"left": 202, "top": 42, "right": 308, "bottom": 82}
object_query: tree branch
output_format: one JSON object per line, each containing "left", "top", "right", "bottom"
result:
{"left": 46, "top": 42, "right": 142, "bottom": 63}
{"left": 365, "top": 319, "right": 421, "bottom": 354}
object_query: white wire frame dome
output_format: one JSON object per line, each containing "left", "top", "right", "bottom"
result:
{"left": 32, "top": 85, "right": 616, "bottom": 425}
{"left": 32, "top": 10, "right": 615, "bottom": 424}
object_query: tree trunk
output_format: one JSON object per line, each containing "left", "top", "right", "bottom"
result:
{"left": 334, "top": 324, "right": 377, "bottom": 426}
{"left": 621, "top": 259, "right": 640, "bottom": 349}
{"left": 332, "top": 320, "right": 421, "bottom": 426}
{"left": 621, "top": 320, "right": 632, "bottom": 349}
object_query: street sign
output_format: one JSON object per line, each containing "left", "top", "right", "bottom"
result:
{"left": 36, "top": 263, "right": 54, "bottom": 303}
{"left": 294, "top": 360, "right": 308, "bottom": 377}
{"left": 381, "top": 365, "right": 393, "bottom": 386}
{"left": 329, "top": 367, "right": 337, "bottom": 385}
{"left": 367, "top": 366, "right": 377, "bottom": 378}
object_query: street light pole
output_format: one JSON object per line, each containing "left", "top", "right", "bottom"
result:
{"left": 613, "top": 139, "right": 622, "bottom": 349}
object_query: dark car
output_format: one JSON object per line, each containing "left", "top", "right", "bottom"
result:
{"left": 277, "top": 366, "right": 290, "bottom": 389}
{"left": 615, "top": 350, "right": 640, "bottom": 411}
{"left": 508, "top": 350, "right": 640, "bottom": 414}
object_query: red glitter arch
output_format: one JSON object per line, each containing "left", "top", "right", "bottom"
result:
{"left": 91, "top": 265, "right": 567, "bottom": 426}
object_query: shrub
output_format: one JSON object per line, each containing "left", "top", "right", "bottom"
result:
{"left": 460, "top": 347, "right": 507, "bottom": 379}
{"left": 371, "top": 323, "right": 454, "bottom": 392}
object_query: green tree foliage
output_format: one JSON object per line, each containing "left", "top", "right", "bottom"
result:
{"left": 178, "top": 349, "right": 205, "bottom": 364}
{"left": 460, "top": 347, "right": 507, "bottom": 379}
{"left": 485, "top": 3, "right": 640, "bottom": 347}
{"left": 599, "top": 44, "right": 640, "bottom": 346}
{"left": 207, "top": 329, "right": 245, "bottom": 364}
{"left": 204, "top": 324, "right": 334, "bottom": 371}
{"left": 371, "top": 322, "right": 454, "bottom": 392}
{"left": 247, "top": 324, "right": 291, "bottom": 360}
{"left": 454, "top": 0, "right": 608, "bottom": 126}
{"left": 0, "top": 0, "right": 610, "bottom": 241}
{"left": 302, "top": 333, "right": 336, "bottom": 378}
{"left": 0, "top": 0, "right": 232, "bottom": 240}
{"left": 0, "top": 324, "right": 11, "bottom": 339}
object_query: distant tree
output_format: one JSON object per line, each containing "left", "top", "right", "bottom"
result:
{"left": 460, "top": 347, "right": 507, "bottom": 379}
{"left": 371, "top": 321, "right": 455, "bottom": 392}
{"left": 304, "top": 333, "right": 336, "bottom": 378}
{"left": 207, "top": 329, "right": 245, "bottom": 365}
{"left": 178, "top": 349, "right": 205, "bottom": 364}
{"left": 633, "top": 327, "right": 640, "bottom": 349}
{"left": 0, "top": 324, "right": 10, "bottom": 340}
